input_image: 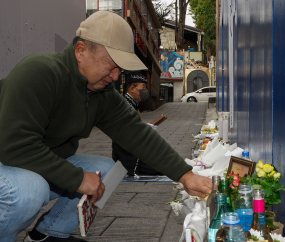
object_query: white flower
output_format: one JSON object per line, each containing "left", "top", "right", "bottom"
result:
{"left": 274, "top": 173, "right": 281, "bottom": 179}
{"left": 270, "top": 233, "right": 285, "bottom": 242}
{"left": 180, "top": 190, "right": 191, "bottom": 200}
{"left": 173, "top": 182, "right": 184, "bottom": 190}
{"left": 249, "top": 229, "right": 265, "bottom": 241}
{"left": 170, "top": 201, "right": 183, "bottom": 216}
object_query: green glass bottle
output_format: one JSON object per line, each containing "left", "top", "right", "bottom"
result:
{"left": 218, "top": 179, "right": 234, "bottom": 212}
{"left": 208, "top": 193, "right": 228, "bottom": 242}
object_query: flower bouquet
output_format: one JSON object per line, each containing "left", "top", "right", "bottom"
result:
{"left": 249, "top": 229, "right": 285, "bottom": 242}
{"left": 226, "top": 161, "right": 285, "bottom": 231}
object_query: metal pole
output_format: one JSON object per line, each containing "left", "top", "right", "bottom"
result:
{"left": 175, "top": 0, "right": 177, "bottom": 48}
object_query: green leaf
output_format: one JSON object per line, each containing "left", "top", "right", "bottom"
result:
{"left": 266, "top": 218, "right": 274, "bottom": 229}
{"left": 273, "top": 181, "right": 285, "bottom": 191}
{"left": 262, "top": 179, "right": 273, "bottom": 187}
{"left": 264, "top": 187, "right": 273, "bottom": 197}
{"left": 251, "top": 173, "right": 258, "bottom": 179}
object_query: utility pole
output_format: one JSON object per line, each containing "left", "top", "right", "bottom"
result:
{"left": 175, "top": 0, "right": 178, "bottom": 50}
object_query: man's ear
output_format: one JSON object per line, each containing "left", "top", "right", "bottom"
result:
{"left": 128, "top": 84, "right": 136, "bottom": 93}
{"left": 74, "top": 41, "right": 87, "bottom": 62}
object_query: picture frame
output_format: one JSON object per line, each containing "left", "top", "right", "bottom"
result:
{"left": 228, "top": 156, "right": 256, "bottom": 177}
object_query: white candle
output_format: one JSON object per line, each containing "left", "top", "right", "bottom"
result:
{"left": 223, "top": 112, "right": 230, "bottom": 142}
{"left": 218, "top": 112, "right": 223, "bottom": 139}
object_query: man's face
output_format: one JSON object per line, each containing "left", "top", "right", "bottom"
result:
{"left": 75, "top": 41, "right": 122, "bottom": 91}
{"left": 128, "top": 82, "right": 146, "bottom": 102}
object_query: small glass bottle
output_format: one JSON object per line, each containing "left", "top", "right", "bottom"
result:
{"left": 234, "top": 184, "right": 253, "bottom": 234}
{"left": 191, "top": 147, "right": 195, "bottom": 159}
{"left": 247, "top": 189, "right": 273, "bottom": 242}
{"left": 208, "top": 193, "right": 228, "bottom": 242}
{"left": 218, "top": 179, "right": 234, "bottom": 212}
{"left": 205, "top": 175, "right": 221, "bottom": 241}
{"left": 216, "top": 212, "right": 246, "bottom": 242}
{"left": 242, "top": 151, "right": 251, "bottom": 160}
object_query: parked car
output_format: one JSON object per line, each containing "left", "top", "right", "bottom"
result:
{"left": 181, "top": 86, "right": 216, "bottom": 102}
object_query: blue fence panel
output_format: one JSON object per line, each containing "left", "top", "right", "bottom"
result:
{"left": 273, "top": 0, "right": 285, "bottom": 226}
{"left": 236, "top": 0, "right": 251, "bottom": 149}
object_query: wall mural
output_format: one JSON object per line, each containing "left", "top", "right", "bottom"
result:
{"left": 160, "top": 52, "right": 184, "bottom": 78}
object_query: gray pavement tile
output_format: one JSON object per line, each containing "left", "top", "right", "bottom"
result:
{"left": 72, "top": 217, "right": 116, "bottom": 236}
{"left": 160, "top": 212, "right": 186, "bottom": 242}
{"left": 117, "top": 181, "right": 147, "bottom": 187}
{"left": 97, "top": 202, "right": 171, "bottom": 218}
{"left": 106, "top": 193, "right": 136, "bottom": 203}
{"left": 129, "top": 192, "right": 178, "bottom": 205}
{"left": 102, "top": 217, "right": 168, "bottom": 237}
{"left": 115, "top": 182, "right": 174, "bottom": 193}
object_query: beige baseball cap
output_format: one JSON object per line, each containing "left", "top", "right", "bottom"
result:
{"left": 76, "top": 11, "right": 147, "bottom": 71}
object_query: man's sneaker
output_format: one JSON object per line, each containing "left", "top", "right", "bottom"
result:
{"left": 24, "top": 233, "right": 87, "bottom": 242}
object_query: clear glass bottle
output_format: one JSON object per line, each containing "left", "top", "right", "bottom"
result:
{"left": 206, "top": 175, "right": 221, "bottom": 240}
{"left": 247, "top": 189, "right": 273, "bottom": 242}
{"left": 219, "top": 179, "right": 234, "bottom": 212}
{"left": 216, "top": 212, "right": 246, "bottom": 242}
{"left": 234, "top": 184, "right": 253, "bottom": 234}
{"left": 208, "top": 193, "right": 228, "bottom": 242}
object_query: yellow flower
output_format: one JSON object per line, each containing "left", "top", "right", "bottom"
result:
{"left": 256, "top": 160, "right": 264, "bottom": 169}
{"left": 257, "top": 170, "right": 266, "bottom": 177}
{"left": 256, "top": 167, "right": 261, "bottom": 172}
{"left": 210, "top": 129, "right": 215, "bottom": 132}
{"left": 202, "top": 131, "right": 206, "bottom": 133}
{"left": 274, "top": 173, "right": 281, "bottom": 179}
{"left": 269, "top": 171, "right": 276, "bottom": 177}
{"left": 263, "top": 164, "right": 274, "bottom": 173}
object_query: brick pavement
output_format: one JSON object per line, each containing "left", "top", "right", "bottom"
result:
{"left": 16, "top": 102, "right": 210, "bottom": 242}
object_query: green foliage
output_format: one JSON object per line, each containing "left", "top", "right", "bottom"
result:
{"left": 203, "top": 0, "right": 216, "bottom": 56}
{"left": 189, "top": 0, "right": 215, "bottom": 29}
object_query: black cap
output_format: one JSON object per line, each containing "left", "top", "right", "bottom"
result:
{"left": 124, "top": 71, "right": 147, "bottom": 86}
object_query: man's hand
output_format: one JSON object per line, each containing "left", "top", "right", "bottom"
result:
{"left": 77, "top": 172, "right": 105, "bottom": 203}
{"left": 179, "top": 170, "right": 212, "bottom": 198}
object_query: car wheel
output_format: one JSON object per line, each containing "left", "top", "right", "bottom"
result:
{"left": 187, "top": 97, "right": 196, "bottom": 102}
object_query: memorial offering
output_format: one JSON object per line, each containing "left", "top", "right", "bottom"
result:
{"left": 169, "top": 116, "right": 285, "bottom": 242}
{"left": 170, "top": 132, "right": 285, "bottom": 242}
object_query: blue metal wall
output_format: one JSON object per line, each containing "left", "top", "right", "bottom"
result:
{"left": 217, "top": 0, "right": 285, "bottom": 225}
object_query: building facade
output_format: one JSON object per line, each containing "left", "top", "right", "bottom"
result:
{"left": 159, "top": 21, "right": 214, "bottom": 102}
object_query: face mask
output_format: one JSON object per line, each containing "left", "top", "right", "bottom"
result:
{"left": 138, "top": 88, "right": 149, "bottom": 101}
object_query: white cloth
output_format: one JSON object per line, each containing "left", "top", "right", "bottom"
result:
{"left": 184, "top": 158, "right": 197, "bottom": 167}
{"left": 147, "top": 123, "right": 158, "bottom": 130}
{"left": 201, "top": 143, "right": 228, "bottom": 166}
{"left": 180, "top": 200, "right": 207, "bottom": 242}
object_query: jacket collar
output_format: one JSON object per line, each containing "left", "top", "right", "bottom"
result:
{"left": 124, "top": 93, "right": 138, "bottom": 110}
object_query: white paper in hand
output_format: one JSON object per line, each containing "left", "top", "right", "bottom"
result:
{"left": 95, "top": 161, "right": 127, "bottom": 209}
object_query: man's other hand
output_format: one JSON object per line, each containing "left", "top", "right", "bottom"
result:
{"left": 179, "top": 170, "right": 212, "bottom": 198}
{"left": 77, "top": 172, "right": 105, "bottom": 203}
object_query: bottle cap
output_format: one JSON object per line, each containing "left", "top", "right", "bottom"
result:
{"left": 222, "top": 212, "right": 240, "bottom": 225}
{"left": 242, "top": 151, "right": 249, "bottom": 157}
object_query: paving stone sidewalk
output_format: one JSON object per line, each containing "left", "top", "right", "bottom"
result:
{"left": 16, "top": 102, "right": 214, "bottom": 242}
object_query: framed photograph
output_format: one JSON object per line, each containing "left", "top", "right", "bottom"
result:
{"left": 228, "top": 156, "right": 256, "bottom": 177}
